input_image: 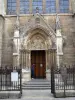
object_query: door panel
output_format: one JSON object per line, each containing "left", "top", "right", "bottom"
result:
{"left": 31, "top": 50, "right": 46, "bottom": 78}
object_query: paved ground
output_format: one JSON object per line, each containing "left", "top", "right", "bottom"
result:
{"left": 0, "top": 79, "right": 75, "bottom": 100}
{"left": 0, "top": 90, "right": 75, "bottom": 100}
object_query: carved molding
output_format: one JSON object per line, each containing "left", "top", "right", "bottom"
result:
{"left": 20, "top": 14, "right": 56, "bottom": 43}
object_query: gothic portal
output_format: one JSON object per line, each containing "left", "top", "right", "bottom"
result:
{"left": 0, "top": 0, "right": 75, "bottom": 80}
{"left": 15, "top": 14, "right": 57, "bottom": 79}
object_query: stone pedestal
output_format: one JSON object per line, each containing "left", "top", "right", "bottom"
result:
{"left": 22, "top": 69, "right": 31, "bottom": 83}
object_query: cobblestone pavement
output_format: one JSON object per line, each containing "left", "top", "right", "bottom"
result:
{"left": 0, "top": 90, "right": 75, "bottom": 100}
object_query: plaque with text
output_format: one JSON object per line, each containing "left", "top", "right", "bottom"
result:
{"left": 11, "top": 72, "right": 18, "bottom": 82}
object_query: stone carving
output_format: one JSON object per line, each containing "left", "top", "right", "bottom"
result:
{"left": 35, "top": 7, "right": 39, "bottom": 13}
{"left": 14, "top": 14, "right": 20, "bottom": 30}
{"left": 35, "top": 17, "right": 40, "bottom": 23}
{"left": 20, "top": 13, "right": 56, "bottom": 44}
{"left": 56, "top": 14, "right": 61, "bottom": 30}
{"left": 27, "top": 35, "right": 45, "bottom": 50}
{"left": 58, "top": 45, "right": 62, "bottom": 53}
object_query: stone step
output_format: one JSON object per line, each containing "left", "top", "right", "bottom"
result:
{"left": 22, "top": 79, "right": 51, "bottom": 90}
{"left": 22, "top": 82, "right": 50, "bottom": 85}
{"left": 22, "top": 84, "right": 51, "bottom": 87}
{"left": 22, "top": 86, "right": 51, "bottom": 90}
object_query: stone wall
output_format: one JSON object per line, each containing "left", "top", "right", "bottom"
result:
{"left": 1, "top": 16, "right": 15, "bottom": 66}
{"left": 0, "top": 15, "right": 4, "bottom": 66}
{"left": 60, "top": 15, "right": 75, "bottom": 65}
{"left": 1, "top": 14, "right": 75, "bottom": 66}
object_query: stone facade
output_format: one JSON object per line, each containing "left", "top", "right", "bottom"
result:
{"left": 0, "top": 15, "right": 4, "bottom": 66}
{"left": 0, "top": 0, "right": 75, "bottom": 68}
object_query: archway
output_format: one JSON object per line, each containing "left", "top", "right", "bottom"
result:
{"left": 20, "top": 27, "right": 56, "bottom": 79}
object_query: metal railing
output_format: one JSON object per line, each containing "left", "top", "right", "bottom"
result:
{"left": 0, "top": 66, "right": 22, "bottom": 99}
{"left": 51, "top": 65, "right": 75, "bottom": 98}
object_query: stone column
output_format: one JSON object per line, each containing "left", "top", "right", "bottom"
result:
{"left": 46, "top": 50, "right": 48, "bottom": 70}
{"left": 46, "top": 49, "right": 51, "bottom": 80}
{"left": 22, "top": 50, "right": 31, "bottom": 82}
{"left": 48, "top": 50, "right": 51, "bottom": 69}
{"left": 28, "top": 51, "right": 31, "bottom": 70}
{"left": 56, "top": 29, "right": 63, "bottom": 67}
{"left": 49, "top": 49, "right": 56, "bottom": 67}
{"left": 13, "top": 29, "right": 20, "bottom": 67}
{"left": 56, "top": 14, "right": 63, "bottom": 67}
{"left": 13, "top": 15, "right": 20, "bottom": 67}
{"left": 46, "top": 49, "right": 56, "bottom": 80}
{"left": 46, "top": 50, "right": 50, "bottom": 70}
{"left": 25, "top": 50, "right": 27, "bottom": 68}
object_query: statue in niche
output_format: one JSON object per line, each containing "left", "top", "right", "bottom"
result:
{"left": 58, "top": 43, "right": 62, "bottom": 53}
{"left": 36, "top": 7, "right": 39, "bottom": 13}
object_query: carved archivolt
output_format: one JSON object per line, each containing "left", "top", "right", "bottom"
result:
{"left": 22, "top": 33, "right": 52, "bottom": 50}
{"left": 27, "top": 35, "right": 45, "bottom": 50}
{"left": 20, "top": 13, "right": 56, "bottom": 50}
{"left": 20, "top": 13, "right": 56, "bottom": 43}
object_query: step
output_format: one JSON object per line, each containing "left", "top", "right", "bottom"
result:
{"left": 22, "top": 84, "right": 50, "bottom": 87}
{"left": 22, "top": 79, "right": 51, "bottom": 90}
{"left": 22, "top": 86, "right": 51, "bottom": 90}
{"left": 22, "top": 82, "right": 50, "bottom": 85}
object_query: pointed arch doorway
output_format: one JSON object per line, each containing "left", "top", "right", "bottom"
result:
{"left": 20, "top": 25, "right": 56, "bottom": 80}
{"left": 31, "top": 50, "right": 46, "bottom": 79}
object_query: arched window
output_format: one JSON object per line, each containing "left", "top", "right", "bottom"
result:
{"left": 32, "top": 0, "right": 42, "bottom": 13}
{"left": 46, "top": 0, "right": 56, "bottom": 13}
{"left": 20, "top": 0, "right": 29, "bottom": 14}
{"left": 7, "top": 0, "right": 16, "bottom": 14}
{"left": 59, "top": 0, "right": 69, "bottom": 13}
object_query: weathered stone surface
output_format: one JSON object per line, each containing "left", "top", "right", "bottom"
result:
{"left": 0, "top": 15, "right": 4, "bottom": 66}
{"left": 0, "top": 1, "right": 75, "bottom": 67}
{"left": 1, "top": 14, "right": 75, "bottom": 66}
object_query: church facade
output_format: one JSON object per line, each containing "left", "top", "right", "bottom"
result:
{"left": 0, "top": 0, "right": 75, "bottom": 79}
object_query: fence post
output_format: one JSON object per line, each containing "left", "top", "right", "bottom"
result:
{"left": 73, "top": 66, "right": 75, "bottom": 89}
{"left": 64, "top": 79, "right": 66, "bottom": 97}
{"left": 51, "top": 66, "right": 55, "bottom": 94}
{"left": 61, "top": 65, "right": 67, "bottom": 97}
{"left": 20, "top": 65, "right": 22, "bottom": 98}
{"left": 1, "top": 67, "right": 2, "bottom": 90}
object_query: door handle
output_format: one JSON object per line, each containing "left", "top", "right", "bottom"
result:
{"left": 40, "top": 64, "right": 43, "bottom": 67}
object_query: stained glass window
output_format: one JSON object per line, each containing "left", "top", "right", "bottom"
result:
{"left": 32, "top": 0, "right": 42, "bottom": 13}
{"left": 7, "top": 0, "right": 16, "bottom": 14}
{"left": 59, "top": 0, "right": 69, "bottom": 13}
{"left": 7, "top": 0, "right": 69, "bottom": 15}
{"left": 46, "top": 0, "right": 56, "bottom": 13}
{"left": 20, "top": 0, "right": 29, "bottom": 14}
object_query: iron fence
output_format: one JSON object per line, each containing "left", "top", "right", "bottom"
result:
{"left": 0, "top": 66, "right": 22, "bottom": 99}
{"left": 51, "top": 65, "right": 75, "bottom": 98}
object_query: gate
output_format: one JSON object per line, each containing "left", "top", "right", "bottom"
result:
{"left": 0, "top": 66, "right": 22, "bottom": 99}
{"left": 51, "top": 65, "right": 75, "bottom": 98}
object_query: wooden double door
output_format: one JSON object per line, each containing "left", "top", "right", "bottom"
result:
{"left": 31, "top": 50, "right": 46, "bottom": 79}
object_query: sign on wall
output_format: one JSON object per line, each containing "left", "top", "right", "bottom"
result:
{"left": 11, "top": 71, "right": 18, "bottom": 82}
